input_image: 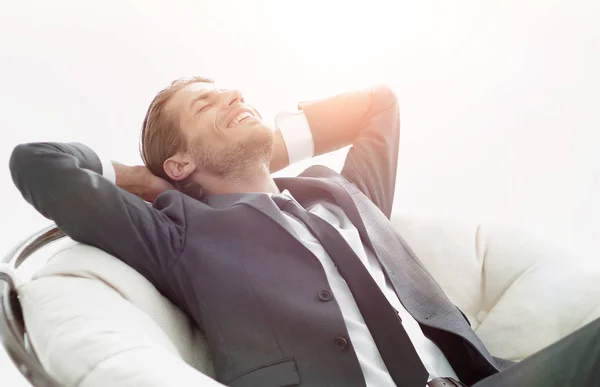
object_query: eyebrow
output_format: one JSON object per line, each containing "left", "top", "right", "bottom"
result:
{"left": 189, "top": 92, "right": 212, "bottom": 109}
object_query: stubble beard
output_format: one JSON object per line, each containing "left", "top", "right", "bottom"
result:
{"left": 192, "top": 125, "right": 275, "bottom": 178}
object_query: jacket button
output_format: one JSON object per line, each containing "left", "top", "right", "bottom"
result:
{"left": 334, "top": 336, "right": 349, "bottom": 351}
{"left": 319, "top": 289, "right": 333, "bottom": 302}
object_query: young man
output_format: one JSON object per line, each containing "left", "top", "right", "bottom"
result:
{"left": 10, "top": 78, "right": 600, "bottom": 387}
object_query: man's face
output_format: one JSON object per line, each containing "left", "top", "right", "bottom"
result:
{"left": 168, "top": 82, "right": 274, "bottom": 177}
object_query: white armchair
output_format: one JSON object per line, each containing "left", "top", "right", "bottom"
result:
{"left": 6, "top": 214, "right": 600, "bottom": 386}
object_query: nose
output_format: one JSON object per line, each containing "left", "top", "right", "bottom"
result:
{"left": 223, "top": 89, "right": 244, "bottom": 107}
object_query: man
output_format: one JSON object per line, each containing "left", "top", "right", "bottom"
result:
{"left": 10, "top": 77, "right": 600, "bottom": 387}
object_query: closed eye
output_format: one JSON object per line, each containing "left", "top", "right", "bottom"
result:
{"left": 197, "top": 104, "right": 212, "bottom": 114}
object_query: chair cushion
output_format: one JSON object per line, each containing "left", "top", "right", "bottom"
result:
{"left": 18, "top": 243, "right": 222, "bottom": 387}
{"left": 392, "top": 214, "right": 600, "bottom": 361}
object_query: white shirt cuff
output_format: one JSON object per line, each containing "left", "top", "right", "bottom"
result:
{"left": 100, "top": 157, "right": 116, "bottom": 184}
{"left": 275, "top": 110, "right": 315, "bottom": 164}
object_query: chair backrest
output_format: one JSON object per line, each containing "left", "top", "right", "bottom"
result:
{"left": 0, "top": 225, "right": 65, "bottom": 387}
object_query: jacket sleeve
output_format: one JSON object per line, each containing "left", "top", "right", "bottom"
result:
{"left": 9, "top": 142, "right": 186, "bottom": 290}
{"left": 300, "top": 85, "right": 400, "bottom": 218}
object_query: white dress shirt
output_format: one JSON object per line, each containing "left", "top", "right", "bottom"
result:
{"left": 101, "top": 111, "right": 459, "bottom": 385}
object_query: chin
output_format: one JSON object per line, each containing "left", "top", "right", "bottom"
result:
{"left": 200, "top": 121, "right": 275, "bottom": 176}
{"left": 217, "top": 128, "right": 274, "bottom": 173}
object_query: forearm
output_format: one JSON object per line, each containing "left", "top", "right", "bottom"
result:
{"left": 112, "top": 162, "right": 151, "bottom": 199}
{"left": 269, "top": 86, "right": 392, "bottom": 168}
{"left": 269, "top": 86, "right": 396, "bottom": 174}
{"left": 112, "top": 161, "right": 175, "bottom": 202}
{"left": 299, "top": 87, "right": 382, "bottom": 157}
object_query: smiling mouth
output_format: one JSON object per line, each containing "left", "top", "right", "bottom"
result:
{"left": 227, "top": 111, "right": 256, "bottom": 129}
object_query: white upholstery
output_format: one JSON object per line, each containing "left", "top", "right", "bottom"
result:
{"left": 392, "top": 215, "right": 600, "bottom": 361}
{"left": 18, "top": 243, "right": 221, "bottom": 387}
{"left": 17, "top": 215, "right": 600, "bottom": 386}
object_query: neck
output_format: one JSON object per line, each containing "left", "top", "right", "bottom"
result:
{"left": 197, "top": 163, "right": 280, "bottom": 197}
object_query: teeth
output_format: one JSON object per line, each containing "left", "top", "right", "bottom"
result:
{"left": 231, "top": 112, "right": 253, "bottom": 127}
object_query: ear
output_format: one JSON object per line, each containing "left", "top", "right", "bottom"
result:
{"left": 163, "top": 152, "right": 197, "bottom": 182}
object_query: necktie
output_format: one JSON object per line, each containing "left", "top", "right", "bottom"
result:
{"left": 273, "top": 195, "right": 428, "bottom": 387}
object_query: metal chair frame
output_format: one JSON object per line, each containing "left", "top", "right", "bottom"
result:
{"left": 0, "top": 225, "right": 66, "bottom": 387}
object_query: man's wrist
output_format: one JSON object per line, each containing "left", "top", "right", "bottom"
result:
{"left": 112, "top": 162, "right": 144, "bottom": 194}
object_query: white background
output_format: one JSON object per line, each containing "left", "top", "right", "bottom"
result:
{"left": 1, "top": 0, "right": 599, "bottom": 385}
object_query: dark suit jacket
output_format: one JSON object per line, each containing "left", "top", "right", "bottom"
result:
{"left": 10, "top": 87, "right": 501, "bottom": 387}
